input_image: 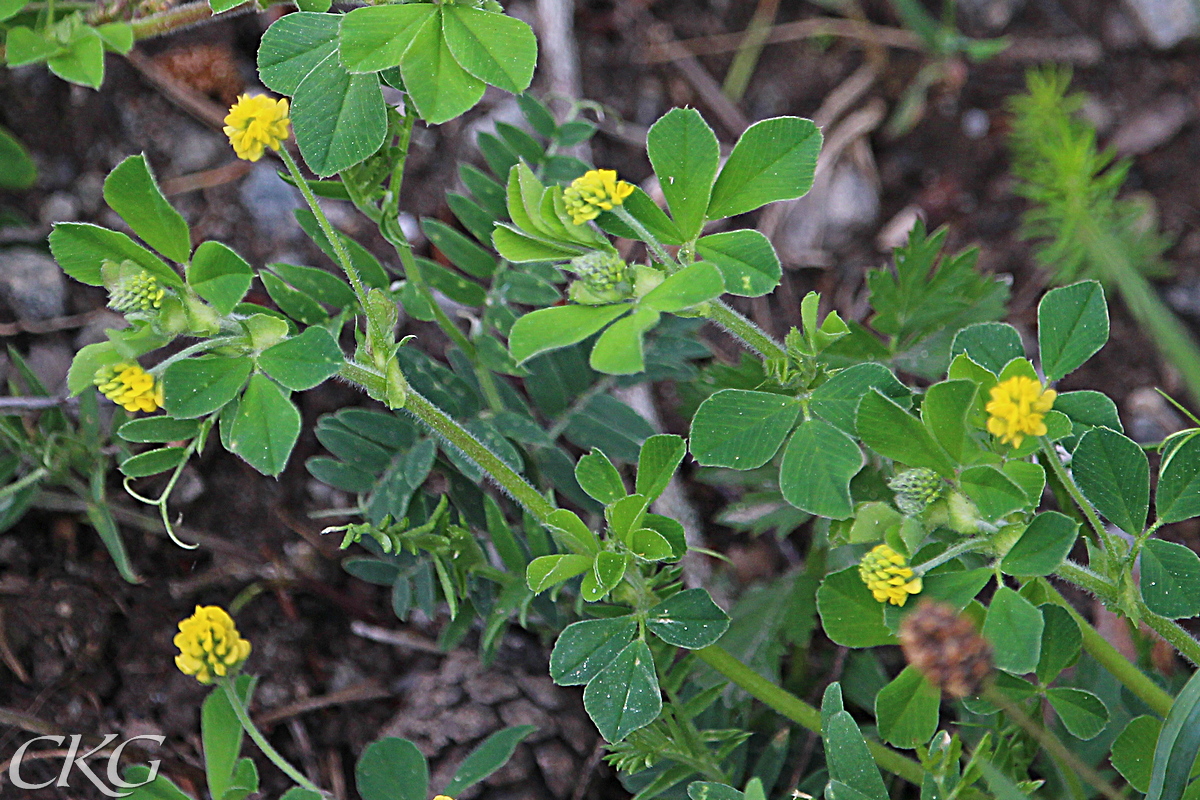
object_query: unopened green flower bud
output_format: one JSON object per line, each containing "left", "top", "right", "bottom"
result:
{"left": 889, "top": 467, "right": 944, "bottom": 516}
{"left": 571, "top": 251, "right": 631, "bottom": 292}
{"left": 103, "top": 260, "right": 167, "bottom": 314}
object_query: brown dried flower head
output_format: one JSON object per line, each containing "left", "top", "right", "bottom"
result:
{"left": 899, "top": 599, "right": 993, "bottom": 698}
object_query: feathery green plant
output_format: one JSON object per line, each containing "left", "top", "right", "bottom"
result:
{"left": 1009, "top": 67, "right": 1200, "bottom": 402}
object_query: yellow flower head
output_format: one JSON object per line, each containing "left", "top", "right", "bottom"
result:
{"left": 223, "top": 94, "right": 290, "bottom": 162}
{"left": 563, "top": 169, "right": 634, "bottom": 224}
{"left": 93, "top": 362, "right": 164, "bottom": 414}
{"left": 859, "top": 544, "right": 923, "bottom": 606}
{"left": 433, "top": 796, "right": 454, "bottom": 800}
{"left": 985, "top": 375, "right": 1056, "bottom": 448}
{"left": 173, "top": 605, "right": 252, "bottom": 684}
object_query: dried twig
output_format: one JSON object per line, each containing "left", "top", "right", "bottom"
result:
{"left": 350, "top": 620, "right": 444, "bottom": 654}
{"left": 640, "top": 17, "right": 923, "bottom": 64}
{"left": 253, "top": 681, "right": 392, "bottom": 728}
{"left": 0, "top": 395, "right": 78, "bottom": 411}
{"left": 0, "top": 310, "right": 108, "bottom": 337}
{"left": 643, "top": 21, "right": 750, "bottom": 137}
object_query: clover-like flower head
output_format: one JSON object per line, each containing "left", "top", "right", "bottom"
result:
{"left": 563, "top": 169, "right": 634, "bottom": 224}
{"left": 223, "top": 94, "right": 291, "bottom": 162}
{"left": 985, "top": 375, "right": 1056, "bottom": 448}
{"left": 108, "top": 269, "right": 166, "bottom": 313}
{"left": 888, "top": 467, "right": 943, "bottom": 517}
{"left": 173, "top": 605, "right": 252, "bottom": 684}
{"left": 859, "top": 544, "right": 922, "bottom": 607}
{"left": 93, "top": 362, "right": 164, "bottom": 414}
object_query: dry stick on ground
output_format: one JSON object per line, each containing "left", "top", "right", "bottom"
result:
{"left": 0, "top": 309, "right": 109, "bottom": 338}
{"left": 535, "top": 0, "right": 591, "bottom": 161}
{"left": 642, "top": 21, "right": 750, "bottom": 138}
{"left": 253, "top": 682, "right": 393, "bottom": 728}
{"left": 639, "top": 17, "right": 923, "bottom": 64}
{"left": 721, "top": 0, "right": 781, "bottom": 102}
{"left": 124, "top": 48, "right": 228, "bottom": 129}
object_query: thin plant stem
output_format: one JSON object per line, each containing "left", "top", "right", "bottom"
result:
{"left": 1138, "top": 600, "right": 1200, "bottom": 668}
{"left": 913, "top": 536, "right": 991, "bottom": 573}
{"left": 278, "top": 148, "right": 368, "bottom": 308}
{"left": 218, "top": 677, "right": 325, "bottom": 796}
{"left": 0, "top": 467, "right": 48, "bottom": 502}
{"left": 1038, "top": 439, "right": 1121, "bottom": 559}
{"left": 338, "top": 361, "right": 555, "bottom": 525}
{"left": 1038, "top": 580, "right": 1172, "bottom": 716}
{"left": 703, "top": 300, "right": 787, "bottom": 361}
{"left": 694, "top": 644, "right": 924, "bottom": 786}
{"left": 611, "top": 206, "right": 676, "bottom": 269}
{"left": 983, "top": 685, "right": 1123, "bottom": 800}
{"left": 1055, "top": 561, "right": 1200, "bottom": 670}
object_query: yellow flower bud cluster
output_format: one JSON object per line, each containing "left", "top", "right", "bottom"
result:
{"left": 563, "top": 169, "right": 634, "bottom": 224}
{"left": 859, "top": 544, "right": 923, "bottom": 607}
{"left": 985, "top": 375, "right": 1056, "bottom": 448}
{"left": 109, "top": 270, "right": 166, "bottom": 313}
{"left": 93, "top": 362, "right": 164, "bottom": 413}
{"left": 223, "top": 94, "right": 291, "bottom": 162}
{"left": 173, "top": 605, "right": 252, "bottom": 684}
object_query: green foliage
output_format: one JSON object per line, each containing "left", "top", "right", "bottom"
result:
{"left": 1011, "top": 66, "right": 1200, "bottom": 403}
{"left": 22, "top": 8, "right": 1200, "bottom": 797}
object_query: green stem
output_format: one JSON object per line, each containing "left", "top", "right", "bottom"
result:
{"left": 338, "top": 361, "right": 555, "bottom": 525}
{"left": 703, "top": 300, "right": 788, "bottom": 361}
{"left": 913, "top": 536, "right": 991, "bottom": 573}
{"left": 694, "top": 645, "right": 924, "bottom": 786}
{"left": 1138, "top": 600, "right": 1200, "bottom": 668}
{"left": 1039, "top": 439, "right": 1121, "bottom": 559}
{"left": 218, "top": 677, "right": 325, "bottom": 796}
{"left": 1054, "top": 560, "right": 1117, "bottom": 601}
{"left": 279, "top": 148, "right": 368, "bottom": 308}
{"left": 0, "top": 467, "right": 48, "bottom": 502}
{"left": 355, "top": 110, "right": 506, "bottom": 414}
{"left": 611, "top": 206, "right": 676, "bottom": 269}
{"left": 1039, "top": 580, "right": 1173, "bottom": 716}
{"left": 1087, "top": 225, "right": 1200, "bottom": 405}
{"left": 984, "top": 687, "right": 1123, "bottom": 800}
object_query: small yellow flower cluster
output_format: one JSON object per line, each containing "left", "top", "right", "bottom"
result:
{"left": 985, "top": 375, "right": 1056, "bottom": 448}
{"left": 223, "top": 94, "right": 291, "bottom": 162}
{"left": 173, "top": 605, "right": 252, "bottom": 684}
{"left": 93, "top": 362, "right": 164, "bottom": 413}
{"left": 563, "top": 169, "right": 634, "bottom": 224}
{"left": 433, "top": 796, "right": 455, "bottom": 800}
{"left": 859, "top": 544, "right": 923, "bottom": 607}
{"left": 109, "top": 270, "right": 165, "bottom": 313}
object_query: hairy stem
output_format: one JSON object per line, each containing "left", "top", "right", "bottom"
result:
{"left": 218, "top": 677, "right": 325, "bottom": 796}
{"left": 1039, "top": 580, "right": 1173, "bottom": 716}
{"left": 983, "top": 686, "right": 1123, "bottom": 800}
{"left": 279, "top": 148, "right": 368, "bottom": 308}
{"left": 1039, "top": 439, "right": 1121, "bottom": 559}
{"left": 694, "top": 644, "right": 924, "bottom": 786}
{"left": 703, "top": 300, "right": 787, "bottom": 361}
{"left": 338, "top": 361, "right": 555, "bottom": 525}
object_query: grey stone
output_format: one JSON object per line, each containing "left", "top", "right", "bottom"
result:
{"left": 238, "top": 162, "right": 302, "bottom": 239}
{"left": 1110, "top": 95, "right": 1194, "bottom": 156}
{"left": 24, "top": 340, "right": 72, "bottom": 391}
{"left": 1127, "top": 386, "right": 1185, "bottom": 443}
{"left": 498, "top": 697, "right": 554, "bottom": 740}
{"left": 959, "top": 0, "right": 1025, "bottom": 31}
{"left": 169, "top": 123, "right": 224, "bottom": 174}
{"left": 1122, "top": 0, "right": 1199, "bottom": 48}
{"left": 534, "top": 741, "right": 576, "bottom": 798}
{"left": 39, "top": 192, "right": 79, "bottom": 226}
{"left": 0, "top": 247, "right": 66, "bottom": 320}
